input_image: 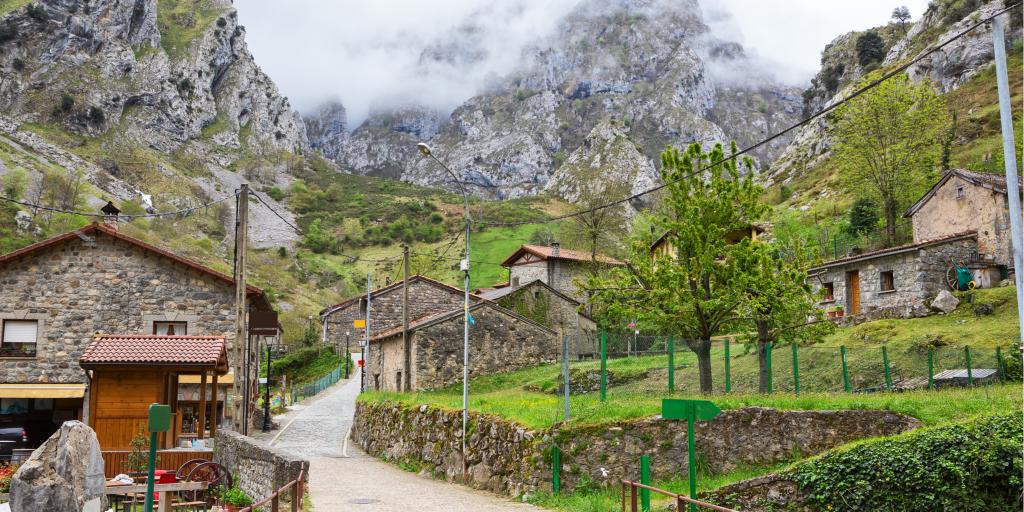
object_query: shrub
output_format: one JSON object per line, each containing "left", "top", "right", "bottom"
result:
{"left": 847, "top": 197, "right": 879, "bottom": 236}
{"left": 87, "top": 106, "right": 105, "bottom": 125}
{"left": 11, "top": 58, "right": 24, "bottom": 71}
{"left": 266, "top": 186, "right": 285, "bottom": 201}
{"left": 855, "top": 30, "right": 886, "bottom": 66}
{"left": 0, "top": 23, "right": 15, "bottom": 45}
{"left": 216, "top": 17, "right": 227, "bottom": 28}
{"left": 270, "top": 346, "right": 319, "bottom": 377}
{"left": 789, "top": 414, "right": 1023, "bottom": 511}
{"left": 26, "top": 4, "right": 47, "bottom": 22}
{"left": 216, "top": 485, "right": 253, "bottom": 507}
{"left": 177, "top": 78, "right": 193, "bottom": 95}
{"left": 59, "top": 94, "right": 74, "bottom": 113}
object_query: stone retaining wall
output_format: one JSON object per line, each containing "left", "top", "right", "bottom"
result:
{"left": 352, "top": 401, "right": 921, "bottom": 496}
{"left": 214, "top": 431, "right": 308, "bottom": 502}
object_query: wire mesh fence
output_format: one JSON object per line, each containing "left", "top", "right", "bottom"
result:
{"left": 290, "top": 365, "right": 343, "bottom": 404}
{"left": 551, "top": 333, "right": 1016, "bottom": 420}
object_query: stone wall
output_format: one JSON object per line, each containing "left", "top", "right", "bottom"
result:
{"left": 214, "top": 430, "right": 308, "bottom": 502}
{"left": 809, "top": 235, "right": 978, "bottom": 318}
{"left": 352, "top": 401, "right": 921, "bottom": 497}
{"left": 496, "top": 281, "right": 596, "bottom": 341}
{"left": 912, "top": 174, "right": 1014, "bottom": 266}
{"left": 0, "top": 230, "right": 242, "bottom": 386}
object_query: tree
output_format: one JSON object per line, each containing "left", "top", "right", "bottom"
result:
{"left": 892, "top": 6, "right": 911, "bottom": 34}
{"left": 587, "top": 142, "right": 767, "bottom": 393}
{"left": 830, "top": 72, "right": 948, "bottom": 245}
{"left": 736, "top": 240, "right": 831, "bottom": 392}
{"left": 855, "top": 31, "right": 886, "bottom": 66}
{"left": 1, "top": 167, "right": 28, "bottom": 200}
{"left": 847, "top": 198, "right": 879, "bottom": 236}
{"left": 303, "top": 218, "right": 334, "bottom": 253}
{"left": 561, "top": 179, "right": 630, "bottom": 273}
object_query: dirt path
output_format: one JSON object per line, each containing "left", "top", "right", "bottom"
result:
{"left": 267, "top": 365, "right": 541, "bottom": 511}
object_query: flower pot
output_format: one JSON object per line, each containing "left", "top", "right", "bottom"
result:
{"left": 827, "top": 310, "right": 837, "bottom": 318}
{"left": 835, "top": 311, "right": 844, "bottom": 317}
{"left": 224, "top": 505, "right": 243, "bottom": 512}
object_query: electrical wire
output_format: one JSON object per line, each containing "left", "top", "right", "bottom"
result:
{"left": 0, "top": 193, "right": 233, "bottom": 220}
{"left": 475, "top": 2, "right": 1023, "bottom": 227}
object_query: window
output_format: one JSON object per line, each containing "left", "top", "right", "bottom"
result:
{"left": 955, "top": 183, "right": 965, "bottom": 199}
{"left": 822, "top": 282, "right": 835, "bottom": 301}
{"left": 1, "top": 319, "right": 38, "bottom": 357}
{"left": 153, "top": 321, "right": 187, "bottom": 335}
{"left": 880, "top": 271, "right": 895, "bottom": 292}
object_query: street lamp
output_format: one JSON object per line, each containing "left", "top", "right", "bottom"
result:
{"left": 261, "top": 336, "right": 278, "bottom": 432}
{"left": 417, "top": 142, "right": 471, "bottom": 477}
{"left": 345, "top": 331, "right": 351, "bottom": 379}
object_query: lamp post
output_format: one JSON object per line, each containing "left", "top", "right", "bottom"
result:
{"left": 345, "top": 331, "right": 351, "bottom": 379}
{"left": 261, "top": 336, "right": 277, "bottom": 432}
{"left": 417, "top": 142, "right": 471, "bottom": 477}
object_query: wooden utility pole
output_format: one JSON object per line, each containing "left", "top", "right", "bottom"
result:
{"left": 231, "top": 184, "right": 249, "bottom": 433}
{"left": 402, "top": 245, "right": 411, "bottom": 391}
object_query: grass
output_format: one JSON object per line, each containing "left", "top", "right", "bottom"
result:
{"left": 156, "top": 0, "right": 226, "bottom": 60}
{"left": 0, "top": 0, "right": 30, "bottom": 16}
{"left": 468, "top": 224, "right": 543, "bottom": 288}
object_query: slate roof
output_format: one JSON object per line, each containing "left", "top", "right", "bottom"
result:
{"left": 80, "top": 335, "right": 228, "bottom": 372}
{"left": 808, "top": 231, "right": 977, "bottom": 272}
{"left": 319, "top": 275, "right": 480, "bottom": 317}
{"left": 368, "top": 301, "right": 555, "bottom": 342}
{"left": 904, "top": 169, "right": 1023, "bottom": 217}
{"left": 500, "top": 244, "right": 624, "bottom": 267}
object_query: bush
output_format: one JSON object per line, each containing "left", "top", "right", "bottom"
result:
{"left": 847, "top": 197, "right": 879, "bottom": 236}
{"left": 789, "top": 414, "right": 1023, "bottom": 511}
{"left": 11, "top": 58, "right": 24, "bottom": 71}
{"left": 0, "top": 23, "right": 16, "bottom": 45}
{"left": 266, "top": 186, "right": 285, "bottom": 201}
{"left": 303, "top": 218, "right": 334, "bottom": 253}
{"left": 855, "top": 30, "right": 886, "bottom": 66}
{"left": 270, "top": 346, "right": 319, "bottom": 377}
{"left": 26, "top": 4, "right": 47, "bottom": 22}
{"left": 87, "top": 106, "right": 105, "bottom": 125}
{"left": 59, "top": 94, "right": 74, "bottom": 113}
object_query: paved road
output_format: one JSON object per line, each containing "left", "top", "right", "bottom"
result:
{"left": 267, "top": 365, "right": 541, "bottom": 511}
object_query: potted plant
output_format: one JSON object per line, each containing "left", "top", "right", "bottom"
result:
{"left": 833, "top": 305, "right": 845, "bottom": 318}
{"left": 217, "top": 485, "right": 253, "bottom": 512}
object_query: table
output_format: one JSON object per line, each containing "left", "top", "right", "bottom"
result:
{"left": 105, "top": 481, "right": 209, "bottom": 512}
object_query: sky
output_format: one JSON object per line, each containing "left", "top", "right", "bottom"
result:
{"left": 234, "top": 0, "right": 932, "bottom": 127}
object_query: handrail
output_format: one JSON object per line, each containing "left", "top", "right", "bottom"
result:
{"left": 620, "top": 480, "right": 738, "bottom": 512}
{"left": 239, "top": 469, "right": 305, "bottom": 512}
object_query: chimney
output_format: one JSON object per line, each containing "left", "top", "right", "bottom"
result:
{"left": 100, "top": 201, "right": 120, "bottom": 230}
{"left": 550, "top": 241, "right": 560, "bottom": 258}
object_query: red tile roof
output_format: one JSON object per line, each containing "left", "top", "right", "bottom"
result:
{"left": 0, "top": 223, "right": 267, "bottom": 303}
{"left": 80, "top": 335, "right": 228, "bottom": 371}
{"left": 500, "top": 244, "right": 624, "bottom": 267}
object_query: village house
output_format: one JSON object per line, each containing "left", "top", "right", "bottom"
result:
{"left": 477, "top": 279, "right": 597, "bottom": 345}
{"left": 650, "top": 225, "right": 764, "bottom": 263}
{"left": 0, "top": 220, "right": 272, "bottom": 457}
{"left": 807, "top": 169, "right": 1019, "bottom": 319}
{"left": 365, "top": 301, "right": 557, "bottom": 391}
{"left": 500, "top": 242, "right": 624, "bottom": 303}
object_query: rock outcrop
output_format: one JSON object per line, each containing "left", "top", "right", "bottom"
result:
{"left": 9, "top": 421, "right": 106, "bottom": 512}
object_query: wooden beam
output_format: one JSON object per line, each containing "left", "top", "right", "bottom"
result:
{"left": 198, "top": 371, "right": 207, "bottom": 441}
{"left": 210, "top": 373, "right": 218, "bottom": 438}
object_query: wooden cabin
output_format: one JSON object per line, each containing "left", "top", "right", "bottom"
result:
{"left": 80, "top": 334, "right": 228, "bottom": 473}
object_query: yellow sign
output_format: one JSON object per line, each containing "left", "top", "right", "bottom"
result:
{"left": 353, "top": 319, "right": 366, "bottom": 328}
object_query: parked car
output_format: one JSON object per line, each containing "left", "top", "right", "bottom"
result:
{"left": 0, "top": 419, "right": 28, "bottom": 461}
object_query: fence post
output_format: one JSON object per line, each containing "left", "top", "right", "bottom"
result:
{"left": 552, "top": 445, "right": 561, "bottom": 495}
{"left": 640, "top": 455, "right": 650, "bottom": 512}
{"left": 965, "top": 346, "right": 973, "bottom": 385}
{"left": 562, "top": 335, "right": 570, "bottom": 421}
{"left": 882, "top": 346, "right": 892, "bottom": 391}
{"left": 928, "top": 348, "right": 935, "bottom": 389}
{"left": 667, "top": 336, "right": 675, "bottom": 393}
{"left": 996, "top": 346, "right": 1005, "bottom": 381}
{"left": 840, "top": 345, "right": 851, "bottom": 392}
{"left": 724, "top": 338, "right": 731, "bottom": 394}
{"left": 600, "top": 330, "right": 607, "bottom": 402}
{"left": 791, "top": 343, "right": 800, "bottom": 396}
{"left": 766, "top": 342, "right": 773, "bottom": 393}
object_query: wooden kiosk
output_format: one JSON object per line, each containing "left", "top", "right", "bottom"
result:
{"left": 80, "top": 334, "right": 229, "bottom": 474}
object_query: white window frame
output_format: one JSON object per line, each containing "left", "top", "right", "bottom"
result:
{"left": 1, "top": 319, "right": 39, "bottom": 357}
{"left": 153, "top": 321, "right": 188, "bottom": 336}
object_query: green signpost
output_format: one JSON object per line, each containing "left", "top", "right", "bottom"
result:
{"left": 662, "top": 399, "right": 721, "bottom": 512}
{"left": 667, "top": 336, "right": 675, "bottom": 393}
{"left": 145, "top": 403, "right": 171, "bottom": 512}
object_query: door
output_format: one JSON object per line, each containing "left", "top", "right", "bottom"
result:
{"left": 847, "top": 271, "right": 861, "bottom": 315}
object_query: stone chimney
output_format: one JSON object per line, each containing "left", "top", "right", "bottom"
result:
{"left": 550, "top": 241, "right": 560, "bottom": 258}
{"left": 100, "top": 201, "right": 120, "bottom": 230}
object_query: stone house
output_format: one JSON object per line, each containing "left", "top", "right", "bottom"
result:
{"left": 807, "top": 232, "right": 979, "bottom": 319}
{"left": 650, "top": 225, "right": 764, "bottom": 263}
{"left": 319, "top": 275, "right": 481, "bottom": 347}
{"left": 478, "top": 279, "right": 597, "bottom": 344}
{"left": 905, "top": 168, "right": 1022, "bottom": 268}
{"left": 365, "top": 301, "right": 557, "bottom": 391}
{"left": 0, "top": 222, "right": 271, "bottom": 447}
{"left": 500, "top": 243, "right": 623, "bottom": 303}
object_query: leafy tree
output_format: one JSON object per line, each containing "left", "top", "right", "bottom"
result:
{"left": 855, "top": 31, "right": 886, "bottom": 66}
{"left": 1, "top": 167, "right": 28, "bottom": 200}
{"left": 847, "top": 198, "right": 879, "bottom": 236}
{"left": 830, "top": 72, "right": 947, "bottom": 245}
{"left": 303, "top": 218, "right": 334, "bottom": 253}
{"left": 736, "top": 240, "right": 831, "bottom": 392}
{"left": 892, "top": 6, "right": 911, "bottom": 34}
{"left": 587, "top": 142, "right": 767, "bottom": 393}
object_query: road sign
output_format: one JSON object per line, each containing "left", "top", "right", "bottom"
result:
{"left": 147, "top": 403, "right": 171, "bottom": 433}
{"left": 353, "top": 319, "right": 366, "bottom": 328}
{"left": 662, "top": 399, "right": 721, "bottom": 512}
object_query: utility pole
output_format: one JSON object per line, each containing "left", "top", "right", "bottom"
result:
{"left": 363, "top": 273, "right": 371, "bottom": 392}
{"left": 231, "top": 184, "right": 249, "bottom": 434}
{"left": 992, "top": 16, "right": 1024, "bottom": 351}
{"left": 402, "top": 245, "right": 411, "bottom": 391}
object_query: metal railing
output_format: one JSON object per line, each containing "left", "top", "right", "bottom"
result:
{"left": 290, "top": 365, "right": 343, "bottom": 404}
{"left": 240, "top": 468, "right": 305, "bottom": 512}
{"left": 621, "top": 480, "right": 737, "bottom": 512}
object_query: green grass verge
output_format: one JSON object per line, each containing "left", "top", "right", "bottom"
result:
{"left": 156, "top": 0, "right": 226, "bottom": 60}
{"left": 0, "top": 0, "right": 31, "bottom": 16}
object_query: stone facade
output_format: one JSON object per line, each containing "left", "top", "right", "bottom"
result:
{"left": 908, "top": 170, "right": 1019, "bottom": 267}
{"left": 367, "top": 302, "right": 558, "bottom": 391}
{"left": 493, "top": 280, "right": 597, "bottom": 341}
{"left": 808, "top": 234, "right": 979, "bottom": 319}
{"left": 214, "top": 430, "right": 308, "bottom": 503}
{"left": 352, "top": 401, "right": 922, "bottom": 497}
{"left": 503, "top": 244, "right": 623, "bottom": 303}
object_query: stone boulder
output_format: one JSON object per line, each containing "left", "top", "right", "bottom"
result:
{"left": 930, "top": 290, "right": 960, "bottom": 314}
{"left": 10, "top": 421, "right": 106, "bottom": 512}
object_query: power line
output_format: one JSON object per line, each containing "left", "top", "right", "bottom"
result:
{"left": 0, "top": 193, "right": 233, "bottom": 220}
{"left": 248, "top": 190, "right": 302, "bottom": 233}
{"left": 476, "top": 2, "right": 1022, "bottom": 227}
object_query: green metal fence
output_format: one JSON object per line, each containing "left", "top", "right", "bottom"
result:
{"left": 290, "top": 365, "right": 344, "bottom": 404}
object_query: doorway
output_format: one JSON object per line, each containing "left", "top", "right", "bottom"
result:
{"left": 846, "top": 270, "right": 861, "bottom": 315}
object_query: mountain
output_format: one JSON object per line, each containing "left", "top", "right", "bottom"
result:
{"left": 312, "top": 0, "right": 803, "bottom": 199}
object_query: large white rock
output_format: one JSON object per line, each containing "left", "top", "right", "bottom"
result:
{"left": 930, "top": 290, "right": 960, "bottom": 314}
{"left": 9, "top": 421, "right": 107, "bottom": 512}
